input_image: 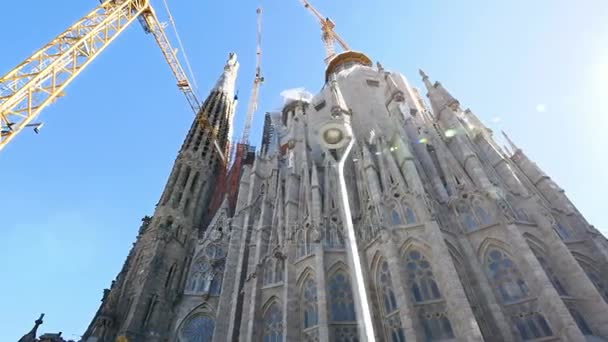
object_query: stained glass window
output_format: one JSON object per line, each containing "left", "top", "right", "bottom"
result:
{"left": 180, "top": 315, "right": 214, "bottom": 342}
{"left": 263, "top": 302, "right": 283, "bottom": 342}
{"left": 485, "top": 248, "right": 528, "bottom": 303}
{"left": 404, "top": 206, "right": 416, "bottom": 224}
{"left": 513, "top": 312, "right": 553, "bottom": 340}
{"left": 378, "top": 260, "right": 398, "bottom": 313}
{"left": 302, "top": 277, "right": 318, "bottom": 328}
{"left": 328, "top": 271, "right": 356, "bottom": 321}
{"left": 420, "top": 311, "right": 454, "bottom": 341}
{"left": 405, "top": 250, "right": 441, "bottom": 303}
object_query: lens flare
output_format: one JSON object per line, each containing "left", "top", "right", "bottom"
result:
{"left": 418, "top": 138, "right": 428, "bottom": 144}
{"left": 445, "top": 129, "right": 456, "bottom": 138}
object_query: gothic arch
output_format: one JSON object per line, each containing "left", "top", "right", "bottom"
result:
{"left": 296, "top": 267, "right": 316, "bottom": 288}
{"left": 261, "top": 297, "right": 284, "bottom": 342}
{"left": 477, "top": 237, "right": 513, "bottom": 261}
{"left": 326, "top": 260, "right": 349, "bottom": 275}
{"left": 176, "top": 303, "right": 217, "bottom": 342}
{"left": 523, "top": 233, "right": 547, "bottom": 255}
{"left": 398, "top": 237, "right": 433, "bottom": 259}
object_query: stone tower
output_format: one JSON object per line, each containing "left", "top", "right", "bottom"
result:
{"left": 80, "top": 53, "right": 239, "bottom": 342}
{"left": 63, "top": 49, "right": 608, "bottom": 342}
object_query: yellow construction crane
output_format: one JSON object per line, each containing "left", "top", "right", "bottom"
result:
{"left": 0, "top": 0, "right": 221, "bottom": 157}
{"left": 298, "top": 0, "right": 350, "bottom": 63}
{"left": 239, "top": 7, "right": 264, "bottom": 145}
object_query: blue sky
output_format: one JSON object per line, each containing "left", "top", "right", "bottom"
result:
{"left": 1, "top": 0, "right": 607, "bottom": 339}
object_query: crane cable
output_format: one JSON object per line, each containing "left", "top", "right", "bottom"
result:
{"left": 160, "top": 0, "right": 200, "bottom": 94}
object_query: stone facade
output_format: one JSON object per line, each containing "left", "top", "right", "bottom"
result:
{"left": 75, "top": 50, "right": 608, "bottom": 342}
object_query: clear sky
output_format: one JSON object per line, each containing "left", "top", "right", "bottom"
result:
{"left": 1, "top": 0, "right": 607, "bottom": 339}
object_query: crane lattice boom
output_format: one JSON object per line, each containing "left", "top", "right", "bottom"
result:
{"left": 240, "top": 7, "right": 264, "bottom": 145}
{"left": 0, "top": 0, "right": 209, "bottom": 154}
{"left": 298, "top": 0, "right": 349, "bottom": 63}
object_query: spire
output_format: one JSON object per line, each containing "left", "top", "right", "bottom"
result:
{"left": 18, "top": 313, "right": 44, "bottom": 342}
{"left": 419, "top": 69, "right": 433, "bottom": 89}
{"left": 502, "top": 131, "right": 520, "bottom": 152}
{"left": 214, "top": 52, "right": 239, "bottom": 98}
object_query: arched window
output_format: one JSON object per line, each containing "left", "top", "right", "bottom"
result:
{"left": 377, "top": 260, "right": 405, "bottom": 342}
{"left": 420, "top": 310, "right": 454, "bottom": 341}
{"left": 554, "top": 222, "right": 571, "bottom": 240}
{"left": 263, "top": 302, "right": 283, "bottom": 342}
{"left": 474, "top": 205, "right": 492, "bottom": 225}
{"left": 378, "top": 260, "right": 398, "bottom": 313}
{"left": 535, "top": 254, "right": 568, "bottom": 296}
{"left": 390, "top": 209, "right": 402, "bottom": 225}
{"left": 458, "top": 206, "right": 477, "bottom": 231}
{"left": 485, "top": 248, "right": 529, "bottom": 303}
{"left": 576, "top": 258, "right": 608, "bottom": 302}
{"left": 512, "top": 312, "right": 553, "bottom": 340}
{"left": 405, "top": 250, "right": 441, "bottom": 303}
{"left": 209, "top": 264, "right": 224, "bottom": 295}
{"left": 569, "top": 308, "right": 593, "bottom": 335}
{"left": 515, "top": 208, "right": 531, "bottom": 222}
{"left": 188, "top": 256, "right": 213, "bottom": 293}
{"left": 302, "top": 277, "right": 318, "bottom": 328}
{"left": 180, "top": 314, "right": 214, "bottom": 342}
{"left": 404, "top": 206, "right": 416, "bottom": 224}
{"left": 328, "top": 271, "right": 356, "bottom": 321}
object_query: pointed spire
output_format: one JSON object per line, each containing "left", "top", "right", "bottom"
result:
{"left": 18, "top": 314, "right": 44, "bottom": 342}
{"left": 214, "top": 52, "right": 240, "bottom": 98}
{"left": 502, "top": 131, "right": 520, "bottom": 152}
{"left": 419, "top": 68, "right": 433, "bottom": 90}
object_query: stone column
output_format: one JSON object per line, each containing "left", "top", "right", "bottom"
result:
{"left": 504, "top": 223, "right": 586, "bottom": 341}
{"left": 381, "top": 231, "right": 419, "bottom": 341}
{"left": 314, "top": 244, "right": 331, "bottom": 341}
{"left": 424, "top": 221, "right": 484, "bottom": 341}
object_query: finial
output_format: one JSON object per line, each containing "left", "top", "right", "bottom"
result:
{"left": 419, "top": 69, "right": 428, "bottom": 79}
{"left": 501, "top": 131, "right": 519, "bottom": 152}
{"left": 18, "top": 314, "right": 44, "bottom": 342}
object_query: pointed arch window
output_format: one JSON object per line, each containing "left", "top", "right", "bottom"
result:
{"left": 485, "top": 248, "right": 529, "bottom": 303}
{"left": 420, "top": 310, "right": 455, "bottom": 341}
{"left": 404, "top": 206, "right": 416, "bottom": 224}
{"left": 534, "top": 254, "right": 568, "bottom": 296}
{"left": 554, "top": 222, "right": 571, "bottom": 240}
{"left": 301, "top": 277, "right": 319, "bottom": 328}
{"left": 569, "top": 308, "right": 593, "bottom": 335}
{"left": 377, "top": 260, "right": 405, "bottom": 342}
{"left": 405, "top": 250, "right": 441, "bottom": 303}
{"left": 328, "top": 270, "right": 356, "bottom": 321}
{"left": 512, "top": 312, "right": 553, "bottom": 340}
{"left": 263, "top": 302, "right": 283, "bottom": 342}
{"left": 576, "top": 258, "right": 608, "bottom": 302}
{"left": 180, "top": 314, "right": 215, "bottom": 342}
{"left": 390, "top": 209, "right": 402, "bottom": 225}
{"left": 474, "top": 205, "right": 492, "bottom": 225}
{"left": 188, "top": 256, "right": 213, "bottom": 293}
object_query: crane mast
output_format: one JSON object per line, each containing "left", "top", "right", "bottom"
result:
{"left": 239, "top": 7, "right": 264, "bottom": 145}
{"left": 0, "top": 0, "right": 206, "bottom": 153}
{"left": 298, "top": 0, "right": 350, "bottom": 63}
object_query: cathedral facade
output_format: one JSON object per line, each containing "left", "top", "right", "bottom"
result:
{"left": 71, "top": 50, "right": 608, "bottom": 342}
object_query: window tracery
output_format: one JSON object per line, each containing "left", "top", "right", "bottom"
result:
{"left": 263, "top": 302, "right": 283, "bottom": 342}
{"left": 328, "top": 270, "right": 356, "bottom": 321}
{"left": 377, "top": 260, "right": 404, "bottom": 342}
{"left": 512, "top": 311, "right": 553, "bottom": 340}
{"left": 180, "top": 314, "right": 215, "bottom": 342}
{"left": 301, "top": 277, "right": 319, "bottom": 329}
{"left": 404, "top": 250, "right": 441, "bottom": 303}
{"left": 485, "top": 248, "right": 529, "bottom": 303}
